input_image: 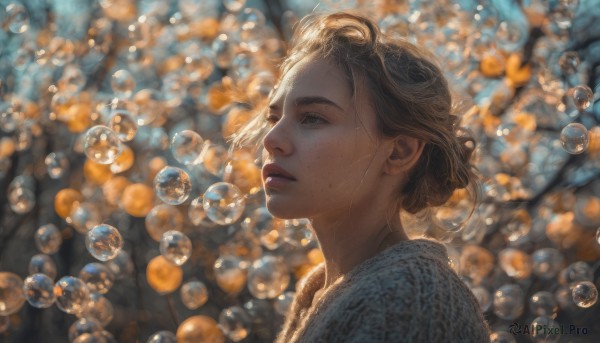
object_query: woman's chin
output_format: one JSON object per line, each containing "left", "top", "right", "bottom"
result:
{"left": 264, "top": 200, "right": 302, "bottom": 219}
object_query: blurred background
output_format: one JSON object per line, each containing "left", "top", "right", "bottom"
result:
{"left": 0, "top": 0, "right": 600, "bottom": 342}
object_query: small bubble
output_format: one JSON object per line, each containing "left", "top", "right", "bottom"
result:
{"left": 154, "top": 166, "right": 192, "bottom": 205}
{"left": 34, "top": 224, "right": 62, "bottom": 254}
{"left": 84, "top": 125, "right": 123, "bottom": 164}
{"left": 23, "top": 273, "right": 56, "bottom": 308}
{"left": 53, "top": 276, "right": 90, "bottom": 315}
{"left": 159, "top": 231, "right": 192, "bottom": 266}
{"left": 6, "top": 3, "right": 30, "bottom": 34}
{"left": 171, "top": 130, "right": 205, "bottom": 165}
{"left": 203, "top": 182, "right": 245, "bottom": 225}
{"left": 85, "top": 224, "right": 123, "bottom": 261}
{"left": 180, "top": 281, "right": 208, "bottom": 310}
{"left": 572, "top": 280, "right": 598, "bottom": 308}
{"left": 108, "top": 111, "right": 137, "bottom": 141}
{"left": 560, "top": 123, "right": 589, "bottom": 154}
{"left": 111, "top": 70, "right": 136, "bottom": 98}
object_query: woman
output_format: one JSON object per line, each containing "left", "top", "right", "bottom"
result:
{"left": 235, "top": 11, "right": 491, "bottom": 343}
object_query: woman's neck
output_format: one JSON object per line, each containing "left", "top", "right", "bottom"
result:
{"left": 310, "top": 205, "right": 409, "bottom": 289}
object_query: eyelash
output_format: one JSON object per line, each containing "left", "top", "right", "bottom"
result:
{"left": 265, "top": 113, "right": 327, "bottom": 126}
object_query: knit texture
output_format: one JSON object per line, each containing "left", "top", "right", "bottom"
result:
{"left": 275, "top": 238, "right": 491, "bottom": 343}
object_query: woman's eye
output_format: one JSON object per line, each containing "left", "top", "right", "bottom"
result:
{"left": 300, "top": 113, "right": 326, "bottom": 125}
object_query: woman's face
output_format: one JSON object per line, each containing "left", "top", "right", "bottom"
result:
{"left": 261, "top": 56, "right": 393, "bottom": 220}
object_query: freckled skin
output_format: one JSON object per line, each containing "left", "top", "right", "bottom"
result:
{"left": 262, "top": 57, "right": 391, "bottom": 222}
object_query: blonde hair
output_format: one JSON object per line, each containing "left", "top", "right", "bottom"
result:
{"left": 232, "top": 11, "right": 478, "bottom": 214}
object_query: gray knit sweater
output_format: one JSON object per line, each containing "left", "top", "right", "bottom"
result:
{"left": 275, "top": 238, "right": 491, "bottom": 343}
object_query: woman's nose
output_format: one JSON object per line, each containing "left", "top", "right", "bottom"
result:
{"left": 263, "top": 120, "right": 293, "bottom": 156}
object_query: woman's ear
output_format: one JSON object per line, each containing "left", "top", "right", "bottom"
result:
{"left": 384, "top": 135, "right": 425, "bottom": 175}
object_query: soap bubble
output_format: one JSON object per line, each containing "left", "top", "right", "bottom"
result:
{"left": 110, "top": 144, "right": 134, "bottom": 173}
{"left": 23, "top": 273, "right": 56, "bottom": 308}
{"left": 45, "top": 152, "right": 69, "bottom": 178}
{"left": 8, "top": 187, "right": 35, "bottom": 214}
{"left": 571, "top": 280, "right": 598, "bottom": 308}
{"left": 244, "top": 298, "right": 273, "bottom": 325}
{"left": 212, "top": 33, "right": 235, "bottom": 69}
{"left": 560, "top": 261, "right": 593, "bottom": 284}
{"left": 284, "top": 218, "right": 314, "bottom": 247}
{"left": 247, "top": 255, "right": 289, "bottom": 299}
{"left": 171, "top": 130, "right": 205, "bottom": 165}
{"left": 108, "top": 111, "right": 137, "bottom": 141}
{"left": 29, "top": 254, "right": 57, "bottom": 280}
{"left": 34, "top": 224, "right": 62, "bottom": 254}
{"left": 86, "top": 224, "right": 123, "bottom": 261}
{"left": 145, "top": 204, "right": 183, "bottom": 241}
{"left": 180, "top": 280, "right": 208, "bottom": 310}
{"left": 214, "top": 255, "right": 247, "bottom": 295}
{"left": 146, "top": 256, "right": 183, "bottom": 294}
{"left": 219, "top": 306, "right": 251, "bottom": 342}
{"left": 159, "top": 231, "right": 192, "bottom": 266}
{"left": 202, "top": 143, "right": 228, "bottom": 175}
{"left": 223, "top": 0, "right": 246, "bottom": 12}
{"left": 569, "top": 85, "right": 594, "bottom": 112}
{"left": 274, "top": 291, "right": 295, "bottom": 316}
{"left": 78, "top": 293, "right": 114, "bottom": 327}
{"left": 559, "top": 51, "right": 580, "bottom": 75}
{"left": 203, "top": 182, "right": 245, "bottom": 225}
{"left": 105, "top": 250, "right": 134, "bottom": 280}
{"left": 111, "top": 70, "right": 136, "bottom": 98}
{"left": 69, "top": 317, "right": 102, "bottom": 342}
{"left": 79, "top": 263, "right": 115, "bottom": 294}
{"left": 529, "top": 291, "right": 558, "bottom": 317}
{"left": 54, "top": 276, "right": 90, "bottom": 315}
{"left": 560, "top": 123, "right": 589, "bottom": 154}
{"left": 154, "top": 166, "right": 192, "bottom": 205}
{"left": 147, "top": 331, "right": 177, "bottom": 343}
{"left": 493, "top": 284, "right": 524, "bottom": 320}
{"left": 133, "top": 89, "right": 162, "bottom": 126}
{"left": 176, "top": 315, "right": 224, "bottom": 343}
{"left": 498, "top": 248, "right": 532, "bottom": 280}
{"left": 84, "top": 125, "right": 123, "bottom": 164}
{"left": 242, "top": 207, "right": 285, "bottom": 249}
{"left": 532, "top": 248, "right": 564, "bottom": 279}
{"left": 70, "top": 203, "right": 102, "bottom": 234}
{"left": 188, "top": 196, "right": 207, "bottom": 226}
{"left": 0, "top": 272, "right": 25, "bottom": 316}
{"left": 5, "top": 2, "right": 29, "bottom": 34}
{"left": 531, "top": 316, "right": 560, "bottom": 343}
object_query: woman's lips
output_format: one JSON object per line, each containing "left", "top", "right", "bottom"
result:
{"left": 262, "top": 163, "right": 296, "bottom": 189}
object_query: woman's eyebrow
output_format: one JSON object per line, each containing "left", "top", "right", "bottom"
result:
{"left": 294, "top": 96, "right": 344, "bottom": 111}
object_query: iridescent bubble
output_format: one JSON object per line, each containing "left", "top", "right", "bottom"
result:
{"left": 529, "top": 291, "right": 558, "bottom": 317}
{"left": 159, "top": 231, "right": 192, "bottom": 266}
{"left": 218, "top": 306, "right": 252, "bottom": 342}
{"left": 85, "top": 224, "right": 123, "bottom": 261}
{"left": 45, "top": 152, "right": 69, "bottom": 179}
{"left": 560, "top": 123, "right": 590, "bottom": 155}
{"left": 493, "top": 284, "right": 524, "bottom": 320}
{"left": 531, "top": 316, "right": 560, "bottom": 343}
{"left": 8, "top": 187, "right": 35, "bottom": 214}
{"left": 84, "top": 125, "right": 123, "bottom": 164}
{"left": 23, "top": 273, "right": 55, "bottom": 308}
{"left": 274, "top": 291, "right": 294, "bottom": 316}
{"left": 79, "top": 263, "right": 115, "bottom": 294}
{"left": 29, "top": 254, "right": 57, "bottom": 280}
{"left": 154, "top": 166, "right": 192, "bottom": 205}
{"left": 105, "top": 250, "right": 133, "bottom": 280}
{"left": 133, "top": 89, "right": 162, "bottom": 126}
{"left": 247, "top": 255, "right": 289, "bottom": 299}
{"left": 171, "top": 130, "right": 205, "bottom": 165}
{"left": 34, "top": 224, "right": 62, "bottom": 254}
{"left": 559, "top": 51, "right": 580, "bottom": 75}
{"left": 571, "top": 280, "right": 598, "bottom": 308}
{"left": 69, "top": 317, "right": 102, "bottom": 342}
{"left": 70, "top": 203, "right": 102, "bottom": 234}
{"left": 283, "top": 218, "right": 314, "bottom": 248}
{"left": 111, "top": 70, "right": 136, "bottom": 98}
{"left": 470, "top": 286, "right": 492, "bottom": 312}
{"left": 532, "top": 248, "right": 564, "bottom": 279}
{"left": 5, "top": 2, "right": 29, "bottom": 34}
{"left": 108, "top": 111, "right": 137, "bottom": 141}
{"left": 203, "top": 182, "right": 245, "bottom": 225}
{"left": 569, "top": 85, "right": 594, "bottom": 112}
{"left": 242, "top": 207, "right": 285, "bottom": 249}
{"left": 223, "top": 0, "right": 246, "bottom": 12}
{"left": 0, "top": 272, "right": 25, "bottom": 316}
{"left": 78, "top": 293, "right": 114, "bottom": 327}
{"left": 147, "top": 331, "right": 177, "bottom": 343}
{"left": 188, "top": 196, "right": 207, "bottom": 226}
{"left": 145, "top": 204, "right": 183, "bottom": 241}
{"left": 214, "top": 255, "right": 247, "bottom": 295}
{"left": 53, "top": 276, "right": 90, "bottom": 315}
{"left": 180, "top": 280, "right": 208, "bottom": 310}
